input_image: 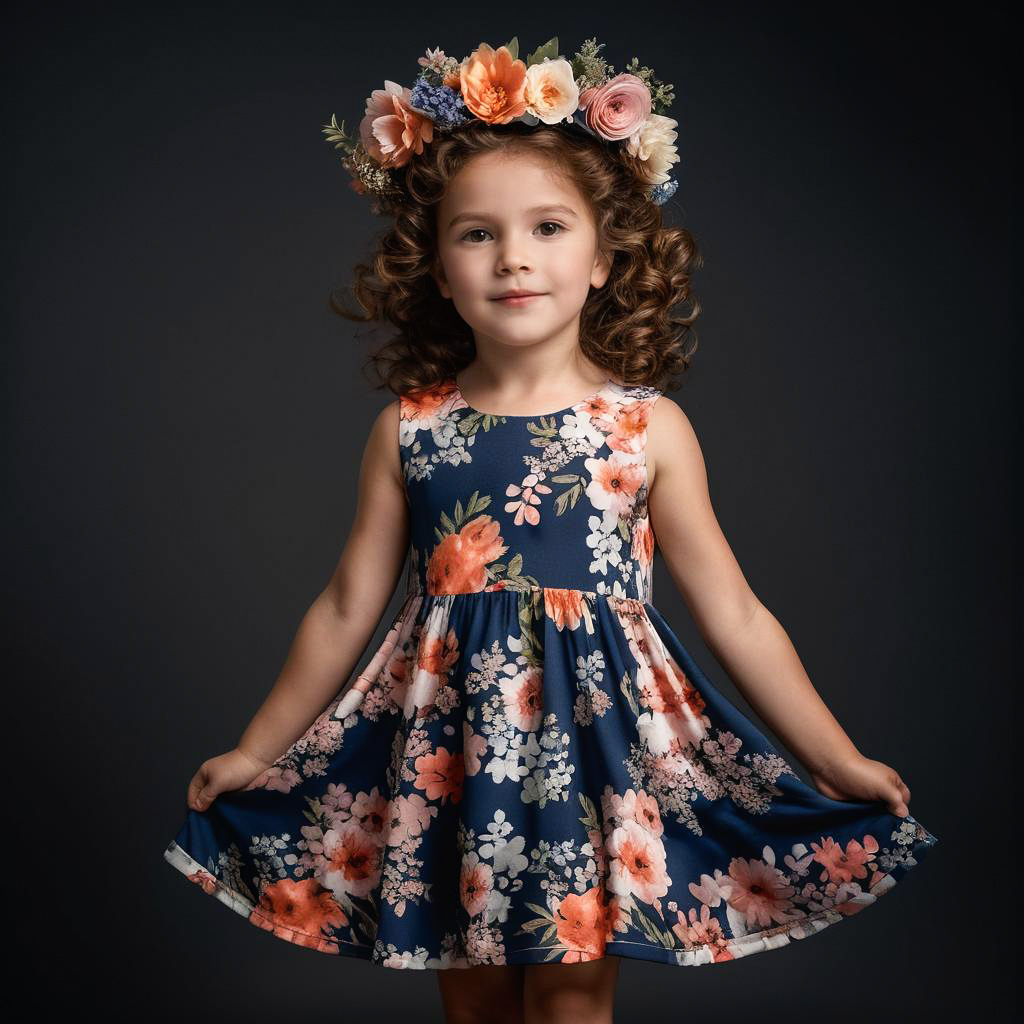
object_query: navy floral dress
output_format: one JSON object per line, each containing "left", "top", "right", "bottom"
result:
{"left": 164, "top": 375, "right": 938, "bottom": 969}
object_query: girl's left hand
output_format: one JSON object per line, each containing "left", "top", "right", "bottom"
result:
{"left": 808, "top": 753, "right": 911, "bottom": 817}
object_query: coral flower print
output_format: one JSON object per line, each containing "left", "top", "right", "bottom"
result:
{"left": 553, "top": 886, "right": 611, "bottom": 961}
{"left": 811, "top": 834, "right": 878, "bottom": 884}
{"left": 633, "top": 516, "right": 655, "bottom": 569}
{"left": 164, "top": 374, "right": 937, "bottom": 971}
{"left": 323, "top": 823, "right": 384, "bottom": 899}
{"left": 461, "top": 852, "right": 494, "bottom": 916}
{"left": 499, "top": 666, "right": 545, "bottom": 732}
{"left": 187, "top": 868, "right": 218, "bottom": 896}
{"left": 544, "top": 587, "right": 591, "bottom": 633}
{"left": 625, "top": 787, "right": 665, "bottom": 837}
{"left": 605, "top": 400, "right": 652, "bottom": 457}
{"left": 671, "top": 903, "right": 733, "bottom": 962}
{"left": 414, "top": 746, "right": 465, "bottom": 804}
{"left": 720, "top": 856, "right": 798, "bottom": 928}
{"left": 460, "top": 43, "right": 528, "bottom": 125}
{"left": 606, "top": 819, "right": 672, "bottom": 903}
{"left": 251, "top": 877, "right": 349, "bottom": 949}
{"left": 586, "top": 453, "right": 645, "bottom": 526}
{"left": 426, "top": 514, "right": 508, "bottom": 594}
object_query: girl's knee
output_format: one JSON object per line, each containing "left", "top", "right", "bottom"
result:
{"left": 437, "top": 964, "right": 525, "bottom": 1024}
{"left": 523, "top": 957, "right": 620, "bottom": 1024}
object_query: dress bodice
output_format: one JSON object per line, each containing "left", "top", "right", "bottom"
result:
{"left": 399, "top": 376, "right": 663, "bottom": 603}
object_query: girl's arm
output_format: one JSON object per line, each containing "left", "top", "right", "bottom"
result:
{"left": 233, "top": 400, "right": 410, "bottom": 770}
{"left": 646, "top": 397, "right": 911, "bottom": 816}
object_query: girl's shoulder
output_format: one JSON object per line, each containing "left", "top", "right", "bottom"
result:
{"left": 643, "top": 390, "right": 700, "bottom": 493}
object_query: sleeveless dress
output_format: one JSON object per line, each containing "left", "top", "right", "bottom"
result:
{"left": 163, "top": 376, "right": 938, "bottom": 970}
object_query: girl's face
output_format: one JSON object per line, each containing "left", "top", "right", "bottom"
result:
{"left": 432, "top": 150, "right": 611, "bottom": 352}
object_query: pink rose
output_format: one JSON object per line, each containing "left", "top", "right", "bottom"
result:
{"left": 359, "top": 80, "right": 434, "bottom": 169}
{"left": 578, "top": 73, "right": 652, "bottom": 141}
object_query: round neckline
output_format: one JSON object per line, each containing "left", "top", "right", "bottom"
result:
{"left": 451, "top": 376, "right": 616, "bottom": 419}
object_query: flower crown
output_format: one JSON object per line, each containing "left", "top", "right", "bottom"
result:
{"left": 321, "top": 36, "right": 680, "bottom": 211}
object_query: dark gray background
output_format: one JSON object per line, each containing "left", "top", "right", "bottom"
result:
{"left": 10, "top": 2, "right": 1013, "bottom": 1019}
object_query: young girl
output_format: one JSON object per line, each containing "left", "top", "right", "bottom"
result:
{"left": 164, "top": 38, "right": 937, "bottom": 1024}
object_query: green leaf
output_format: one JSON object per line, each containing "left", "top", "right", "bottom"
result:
{"left": 520, "top": 916, "right": 551, "bottom": 933}
{"left": 526, "top": 418, "right": 558, "bottom": 437}
{"left": 525, "top": 37, "right": 560, "bottom": 67}
{"left": 502, "top": 36, "right": 519, "bottom": 60}
{"left": 578, "top": 792, "right": 600, "bottom": 830}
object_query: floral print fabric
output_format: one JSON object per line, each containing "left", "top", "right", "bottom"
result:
{"left": 163, "top": 376, "right": 938, "bottom": 969}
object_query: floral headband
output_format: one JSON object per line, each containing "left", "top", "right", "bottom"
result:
{"left": 321, "top": 36, "right": 680, "bottom": 211}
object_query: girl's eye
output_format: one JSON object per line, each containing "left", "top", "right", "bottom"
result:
{"left": 460, "top": 222, "right": 567, "bottom": 243}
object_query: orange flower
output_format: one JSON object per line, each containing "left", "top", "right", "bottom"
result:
{"left": 250, "top": 877, "right": 347, "bottom": 952}
{"left": 414, "top": 746, "right": 465, "bottom": 804}
{"left": 460, "top": 43, "right": 528, "bottom": 124}
{"left": 426, "top": 514, "right": 508, "bottom": 593}
{"left": 403, "top": 379, "right": 458, "bottom": 422}
{"left": 606, "top": 401, "right": 651, "bottom": 456}
{"left": 544, "top": 587, "right": 588, "bottom": 632}
{"left": 418, "top": 625, "right": 460, "bottom": 676}
{"left": 359, "top": 80, "right": 434, "bottom": 169}
{"left": 632, "top": 516, "right": 656, "bottom": 567}
{"left": 553, "top": 886, "right": 611, "bottom": 962}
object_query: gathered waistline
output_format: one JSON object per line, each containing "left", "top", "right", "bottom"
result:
{"left": 400, "top": 584, "right": 651, "bottom": 606}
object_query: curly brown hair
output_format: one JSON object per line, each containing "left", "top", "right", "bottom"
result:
{"left": 331, "top": 120, "right": 701, "bottom": 400}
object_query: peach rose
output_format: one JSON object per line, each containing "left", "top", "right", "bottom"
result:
{"left": 627, "top": 113, "right": 680, "bottom": 184}
{"left": 524, "top": 57, "right": 580, "bottom": 124}
{"left": 460, "top": 43, "right": 528, "bottom": 124}
{"left": 359, "top": 80, "right": 434, "bottom": 169}
{"left": 578, "top": 72, "right": 652, "bottom": 141}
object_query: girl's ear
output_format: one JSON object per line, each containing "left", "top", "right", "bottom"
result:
{"left": 591, "top": 249, "right": 613, "bottom": 290}
{"left": 431, "top": 259, "right": 451, "bottom": 300}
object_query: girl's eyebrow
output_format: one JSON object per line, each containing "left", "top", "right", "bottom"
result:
{"left": 447, "top": 204, "right": 579, "bottom": 230}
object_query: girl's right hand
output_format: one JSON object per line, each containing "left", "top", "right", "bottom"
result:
{"left": 187, "top": 747, "right": 273, "bottom": 812}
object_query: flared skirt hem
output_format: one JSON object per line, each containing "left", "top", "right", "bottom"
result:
{"left": 163, "top": 834, "right": 934, "bottom": 970}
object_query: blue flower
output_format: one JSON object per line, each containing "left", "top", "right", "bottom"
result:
{"left": 648, "top": 178, "right": 678, "bottom": 206}
{"left": 409, "top": 77, "right": 471, "bottom": 130}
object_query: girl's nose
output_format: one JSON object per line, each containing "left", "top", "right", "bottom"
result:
{"left": 496, "top": 252, "right": 533, "bottom": 273}
{"left": 494, "top": 238, "right": 534, "bottom": 274}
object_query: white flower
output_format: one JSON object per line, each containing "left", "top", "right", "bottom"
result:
{"left": 524, "top": 58, "right": 580, "bottom": 125}
{"left": 627, "top": 113, "right": 681, "bottom": 185}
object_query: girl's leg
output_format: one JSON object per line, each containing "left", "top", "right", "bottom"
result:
{"left": 436, "top": 963, "right": 526, "bottom": 1024}
{"left": 522, "top": 955, "right": 621, "bottom": 1024}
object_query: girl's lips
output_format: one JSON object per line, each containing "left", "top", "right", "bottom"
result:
{"left": 492, "top": 293, "right": 545, "bottom": 306}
